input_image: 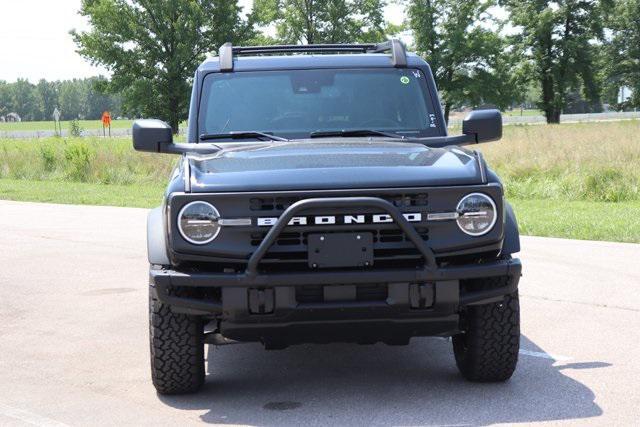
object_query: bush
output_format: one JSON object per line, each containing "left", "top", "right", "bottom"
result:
{"left": 64, "top": 141, "right": 93, "bottom": 181}
{"left": 584, "top": 168, "right": 637, "bottom": 202}
{"left": 39, "top": 144, "right": 57, "bottom": 173}
{"left": 69, "top": 119, "right": 84, "bottom": 137}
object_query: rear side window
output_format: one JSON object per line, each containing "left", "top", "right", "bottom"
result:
{"left": 198, "top": 68, "right": 441, "bottom": 139}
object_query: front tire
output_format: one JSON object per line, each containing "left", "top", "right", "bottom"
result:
{"left": 452, "top": 290, "right": 520, "bottom": 382}
{"left": 149, "top": 286, "right": 205, "bottom": 394}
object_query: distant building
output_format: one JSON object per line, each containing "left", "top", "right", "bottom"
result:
{"left": 4, "top": 112, "right": 21, "bottom": 122}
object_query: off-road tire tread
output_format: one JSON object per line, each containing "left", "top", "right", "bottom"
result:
{"left": 149, "top": 288, "right": 204, "bottom": 394}
{"left": 453, "top": 285, "right": 520, "bottom": 382}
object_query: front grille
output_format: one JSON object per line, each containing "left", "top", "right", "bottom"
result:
{"left": 249, "top": 193, "right": 428, "bottom": 211}
{"left": 245, "top": 190, "right": 432, "bottom": 269}
{"left": 250, "top": 197, "right": 300, "bottom": 211}
{"left": 250, "top": 228, "right": 429, "bottom": 247}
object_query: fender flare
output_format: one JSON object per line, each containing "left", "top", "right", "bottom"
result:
{"left": 147, "top": 207, "right": 171, "bottom": 266}
{"left": 501, "top": 201, "right": 521, "bottom": 255}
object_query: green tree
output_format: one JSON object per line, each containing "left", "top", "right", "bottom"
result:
{"left": 85, "top": 76, "right": 122, "bottom": 119}
{"left": 10, "top": 79, "right": 39, "bottom": 121}
{"left": 0, "top": 81, "right": 13, "bottom": 117}
{"left": 503, "top": 0, "right": 606, "bottom": 123}
{"left": 36, "top": 79, "right": 60, "bottom": 121}
{"left": 58, "top": 79, "right": 86, "bottom": 120}
{"left": 72, "top": 0, "right": 253, "bottom": 132}
{"left": 253, "top": 0, "right": 388, "bottom": 44}
{"left": 604, "top": 0, "right": 640, "bottom": 109}
{"left": 407, "top": 0, "right": 518, "bottom": 122}
{"left": 0, "top": 78, "right": 122, "bottom": 121}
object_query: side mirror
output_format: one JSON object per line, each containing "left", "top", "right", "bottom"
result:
{"left": 132, "top": 119, "right": 174, "bottom": 153}
{"left": 132, "top": 119, "right": 220, "bottom": 155}
{"left": 462, "top": 109, "right": 502, "bottom": 143}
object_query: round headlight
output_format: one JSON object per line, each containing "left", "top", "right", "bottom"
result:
{"left": 177, "top": 201, "right": 221, "bottom": 244}
{"left": 456, "top": 193, "right": 497, "bottom": 236}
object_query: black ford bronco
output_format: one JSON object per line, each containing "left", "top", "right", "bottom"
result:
{"left": 133, "top": 41, "right": 522, "bottom": 395}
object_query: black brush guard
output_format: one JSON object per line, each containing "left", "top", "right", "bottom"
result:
{"left": 150, "top": 197, "right": 521, "bottom": 314}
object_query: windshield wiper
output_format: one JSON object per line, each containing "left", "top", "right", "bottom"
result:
{"left": 199, "top": 131, "right": 288, "bottom": 142}
{"left": 309, "top": 129, "right": 404, "bottom": 139}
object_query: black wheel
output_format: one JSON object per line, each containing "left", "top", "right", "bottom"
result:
{"left": 149, "top": 286, "right": 205, "bottom": 394}
{"left": 452, "top": 288, "right": 520, "bottom": 382}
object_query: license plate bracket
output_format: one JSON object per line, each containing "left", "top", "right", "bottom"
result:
{"left": 308, "top": 232, "right": 373, "bottom": 268}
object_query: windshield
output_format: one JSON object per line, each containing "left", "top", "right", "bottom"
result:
{"left": 198, "top": 68, "right": 442, "bottom": 140}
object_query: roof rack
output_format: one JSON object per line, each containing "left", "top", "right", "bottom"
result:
{"left": 217, "top": 39, "right": 407, "bottom": 72}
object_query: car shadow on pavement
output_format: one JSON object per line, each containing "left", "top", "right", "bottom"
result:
{"left": 159, "top": 335, "right": 606, "bottom": 426}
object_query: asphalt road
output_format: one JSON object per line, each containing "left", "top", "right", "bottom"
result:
{"left": 1, "top": 200, "right": 639, "bottom": 426}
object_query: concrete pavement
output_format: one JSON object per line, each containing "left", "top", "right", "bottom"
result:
{"left": 0, "top": 200, "right": 639, "bottom": 426}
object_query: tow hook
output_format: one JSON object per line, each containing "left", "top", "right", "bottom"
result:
{"left": 409, "top": 283, "right": 435, "bottom": 309}
{"left": 248, "top": 288, "right": 275, "bottom": 314}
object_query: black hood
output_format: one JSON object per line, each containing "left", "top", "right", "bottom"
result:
{"left": 187, "top": 140, "right": 483, "bottom": 192}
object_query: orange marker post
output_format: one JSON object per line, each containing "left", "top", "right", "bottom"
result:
{"left": 101, "top": 111, "right": 112, "bottom": 137}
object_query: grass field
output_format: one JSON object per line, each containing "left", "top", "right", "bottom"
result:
{"left": 1, "top": 120, "right": 639, "bottom": 242}
{"left": 512, "top": 199, "right": 640, "bottom": 243}
{"left": 0, "top": 119, "right": 135, "bottom": 132}
{"left": 481, "top": 121, "right": 639, "bottom": 203}
{"left": 0, "top": 178, "right": 163, "bottom": 208}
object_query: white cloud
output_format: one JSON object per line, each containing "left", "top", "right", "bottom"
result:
{"left": 0, "top": 0, "right": 406, "bottom": 83}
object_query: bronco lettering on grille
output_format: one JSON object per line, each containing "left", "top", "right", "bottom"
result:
{"left": 257, "top": 213, "right": 422, "bottom": 227}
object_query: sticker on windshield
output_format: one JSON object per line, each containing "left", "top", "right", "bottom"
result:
{"left": 429, "top": 113, "right": 437, "bottom": 128}
{"left": 400, "top": 76, "right": 410, "bottom": 85}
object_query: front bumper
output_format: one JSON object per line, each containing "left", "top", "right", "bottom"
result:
{"left": 150, "top": 257, "right": 521, "bottom": 343}
{"left": 152, "top": 256, "right": 521, "bottom": 309}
